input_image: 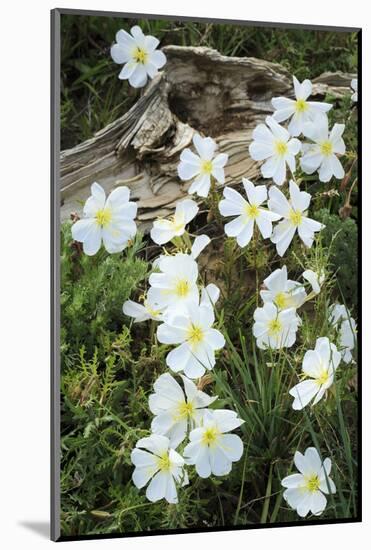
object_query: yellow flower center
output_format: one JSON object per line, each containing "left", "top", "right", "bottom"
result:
{"left": 157, "top": 453, "right": 171, "bottom": 472}
{"left": 295, "top": 98, "right": 308, "bottom": 113}
{"left": 245, "top": 203, "right": 260, "bottom": 219}
{"left": 200, "top": 160, "right": 213, "bottom": 175}
{"left": 275, "top": 140, "right": 288, "bottom": 156}
{"left": 275, "top": 292, "right": 288, "bottom": 310}
{"left": 144, "top": 302, "right": 161, "bottom": 318}
{"left": 320, "top": 140, "right": 333, "bottom": 156}
{"left": 289, "top": 209, "right": 303, "bottom": 226}
{"left": 95, "top": 208, "right": 112, "bottom": 228}
{"left": 177, "top": 401, "right": 195, "bottom": 419}
{"left": 174, "top": 279, "right": 190, "bottom": 297}
{"left": 133, "top": 47, "right": 148, "bottom": 64}
{"left": 171, "top": 214, "right": 185, "bottom": 232}
{"left": 187, "top": 324, "right": 204, "bottom": 348}
{"left": 202, "top": 426, "right": 219, "bottom": 446}
{"left": 305, "top": 474, "right": 320, "bottom": 492}
{"left": 268, "top": 318, "right": 282, "bottom": 336}
{"left": 316, "top": 369, "right": 330, "bottom": 386}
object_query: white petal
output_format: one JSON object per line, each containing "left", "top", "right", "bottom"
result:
{"left": 318, "top": 157, "right": 334, "bottom": 182}
{"left": 301, "top": 149, "right": 323, "bottom": 174}
{"left": 180, "top": 148, "right": 202, "bottom": 166}
{"left": 201, "top": 284, "right": 220, "bottom": 307}
{"left": 128, "top": 64, "right": 148, "bottom": 88}
{"left": 304, "top": 447, "right": 322, "bottom": 474}
{"left": 82, "top": 224, "right": 102, "bottom": 256}
{"left": 281, "top": 473, "right": 305, "bottom": 488}
{"left": 164, "top": 473, "right": 178, "bottom": 504}
{"left": 149, "top": 49, "right": 167, "bottom": 69}
{"left": 146, "top": 471, "right": 168, "bottom": 502}
{"left": 224, "top": 216, "right": 246, "bottom": 237}
{"left": 191, "top": 234, "right": 210, "bottom": 260}
{"left": 118, "top": 61, "right": 137, "bottom": 80}
{"left": 177, "top": 199, "right": 199, "bottom": 224}
{"left": 289, "top": 380, "right": 318, "bottom": 409}
{"left": 151, "top": 372, "right": 185, "bottom": 406}
{"left": 219, "top": 197, "right": 244, "bottom": 217}
{"left": 144, "top": 35, "right": 159, "bottom": 51}
{"left": 123, "top": 300, "right": 149, "bottom": 322}
{"left": 242, "top": 179, "right": 267, "bottom": 206}
{"left": 195, "top": 446, "right": 212, "bottom": 478}
{"left": 193, "top": 134, "right": 217, "bottom": 160}
{"left": 136, "top": 434, "right": 169, "bottom": 456}
{"left": 157, "top": 323, "right": 186, "bottom": 345}
{"left": 271, "top": 221, "right": 296, "bottom": 257}
{"left": 255, "top": 212, "right": 273, "bottom": 239}
{"left": 289, "top": 180, "right": 311, "bottom": 212}
{"left": 166, "top": 343, "right": 192, "bottom": 373}
{"left": 213, "top": 409, "right": 244, "bottom": 432}
{"left": 268, "top": 186, "right": 290, "bottom": 216}
{"left": 218, "top": 433, "right": 243, "bottom": 461}
{"left": 236, "top": 219, "right": 254, "bottom": 247}
{"left": 310, "top": 491, "right": 327, "bottom": 515}
{"left": 209, "top": 445, "right": 232, "bottom": 476}
{"left": 299, "top": 79, "right": 312, "bottom": 100}
{"left": 178, "top": 160, "right": 201, "bottom": 181}
{"left": 111, "top": 44, "right": 131, "bottom": 64}
{"left": 206, "top": 328, "right": 225, "bottom": 350}
{"left": 189, "top": 174, "right": 211, "bottom": 197}
{"left": 212, "top": 153, "right": 228, "bottom": 167}
{"left": 249, "top": 141, "right": 274, "bottom": 161}
{"left": 116, "top": 29, "right": 135, "bottom": 47}
{"left": 266, "top": 116, "right": 290, "bottom": 141}
{"left": 330, "top": 155, "right": 345, "bottom": 179}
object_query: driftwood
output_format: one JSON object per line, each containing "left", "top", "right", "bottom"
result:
{"left": 60, "top": 46, "right": 355, "bottom": 228}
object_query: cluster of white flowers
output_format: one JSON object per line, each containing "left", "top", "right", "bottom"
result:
{"left": 69, "top": 27, "right": 358, "bottom": 518}
{"left": 124, "top": 241, "right": 245, "bottom": 501}
{"left": 249, "top": 75, "right": 346, "bottom": 184}
{"left": 123, "top": 194, "right": 244, "bottom": 504}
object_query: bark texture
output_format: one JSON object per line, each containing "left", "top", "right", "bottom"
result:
{"left": 60, "top": 46, "right": 354, "bottom": 228}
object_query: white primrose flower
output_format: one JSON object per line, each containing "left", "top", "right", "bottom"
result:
{"left": 149, "top": 373, "right": 217, "bottom": 448}
{"left": 178, "top": 134, "right": 229, "bottom": 197}
{"left": 248, "top": 116, "right": 301, "bottom": 186}
{"left": 303, "top": 269, "right": 325, "bottom": 295}
{"left": 351, "top": 78, "right": 358, "bottom": 102}
{"left": 289, "top": 337, "right": 341, "bottom": 410}
{"left": 268, "top": 180, "right": 324, "bottom": 257}
{"left": 260, "top": 266, "right": 307, "bottom": 310}
{"left": 183, "top": 409, "right": 244, "bottom": 478}
{"left": 272, "top": 76, "right": 332, "bottom": 137}
{"left": 157, "top": 302, "right": 226, "bottom": 379}
{"left": 148, "top": 253, "right": 199, "bottom": 315}
{"left": 131, "top": 434, "right": 187, "bottom": 504}
{"left": 253, "top": 302, "right": 299, "bottom": 350}
{"left": 111, "top": 26, "right": 166, "bottom": 88}
{"left": 150, "top": 199, "right": 198, "bottom": 245}
{"left": 218, "top": 179, "right": 281, "bottom": 247}
{"left": 123, "top": 296, "right": 164, "bottom": 323}
{"left": 329, "top": 304, "right": 357, "bottom": 364}
{"left": 71, "top": 182, "right": 137, "bottom": 256}
{"left": 301, "top": 117, "right": 346, "bottom": 182}
{"left": 282, "top": 447, "right": 336, "bottom": 518}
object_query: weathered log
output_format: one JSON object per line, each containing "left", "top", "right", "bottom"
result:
{"left": 60, "top": 45, "right": 355, "bottom": 228}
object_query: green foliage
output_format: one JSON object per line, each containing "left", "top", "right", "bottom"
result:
{"left": 314, "top": 209, "right": 358, "bottom": 309}
{"left": 61, "top": 14, "right": 357, "bottom": 149}
{"left": 61, "top": 222, "right": 148, "bottom": 363}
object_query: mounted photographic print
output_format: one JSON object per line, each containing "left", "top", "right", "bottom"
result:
{"left": 51, "top": 8, "right": 361, "bottom": 542}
